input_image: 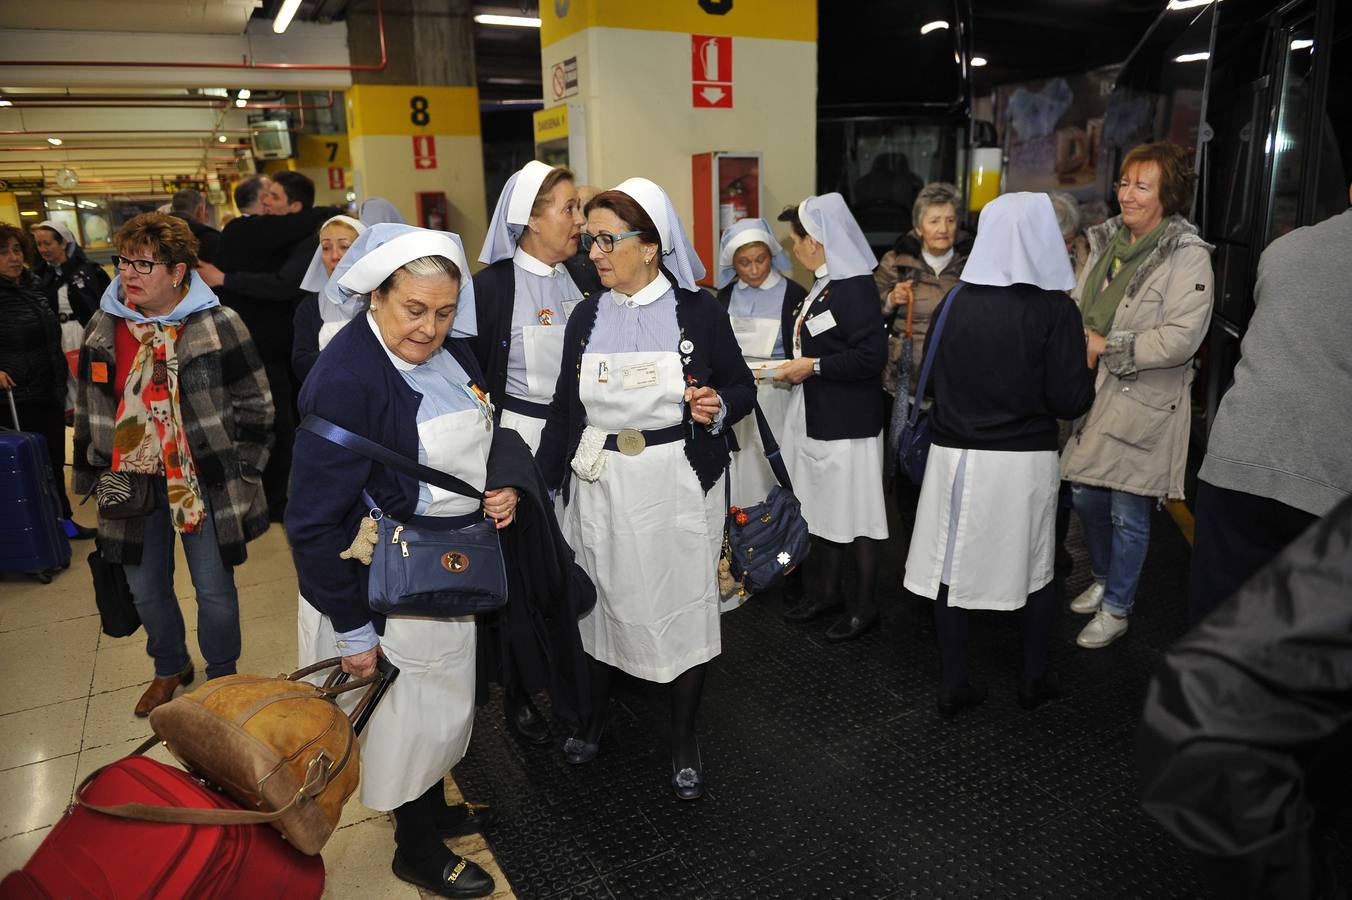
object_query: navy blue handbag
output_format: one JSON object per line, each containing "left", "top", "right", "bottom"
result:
{"left": 722, "top": 403, "right": 811, "bottom": 598}
{"left": 896, "top": 285, "right": 961, "bottom": 486}
{"left": 299, "top": 416, "right": 508, "bottom": 618}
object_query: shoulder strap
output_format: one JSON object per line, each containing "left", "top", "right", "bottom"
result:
{"left": 908, "top": 285, "right": 962, "bottom": 428}
{"left": 299, "top": 415, "right": 483, "bottom": 500}
{"left": 750, "top": 402, "right": 794, "bottom": 493}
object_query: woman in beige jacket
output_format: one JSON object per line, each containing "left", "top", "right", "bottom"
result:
{"left": 1060, "top": 142, "right": 1214, "bottom": 649}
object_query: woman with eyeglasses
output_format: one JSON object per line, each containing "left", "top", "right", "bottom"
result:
{"left": 536, "top": 178, "right": 755, "bottom": 800}
{"left": 72, "top": 213, "right": 273, "bottom": 717}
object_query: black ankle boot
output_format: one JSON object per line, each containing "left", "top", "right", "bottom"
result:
{"left": 937, "top": 681, "right": 988, "bottom": 717}
{"left": 505, "top": 692, "right": 550, "bottom": 745}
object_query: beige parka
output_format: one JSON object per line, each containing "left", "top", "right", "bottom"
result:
{"left": 1060, "top": 215, "right": 1215, "bottom": 500}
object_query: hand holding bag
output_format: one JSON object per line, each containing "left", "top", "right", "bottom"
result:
{"left": 299, "top": 415, "right": 509, "bottom": 618}
{"left": 721, "top": 403, "right": 811, "bottom": 599}
{"left": 895, "top": 285, "right": 961, "bottom": 486}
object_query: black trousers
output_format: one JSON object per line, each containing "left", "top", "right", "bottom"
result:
{"left": 260, "top": 360, "right": 295, "bottom": 518}
{"left": 1187, "top": 480, "right": 1318, "bottom": 625}
{"left": 14, "top": 400, "right": 73, "bottom": 520}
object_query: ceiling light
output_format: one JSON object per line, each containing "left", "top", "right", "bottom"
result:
{"left": 237, "top": 89, "right": 251, "bottom": 100}
{"left": 235, "top": 98, "right": 248, "bottom": 107}
{"left": 1291, "top": 38, "right": 1313, "bottom": 50}
{"left": 20, "top": 210, "right": 37, "bottom": 216}
{"left": 217, "top": 134, "right": 228, "bottom": 142}
{"left": 1174, "top": 51, "right": 1211, "bottom": 62}
{"left": 1167, "top": 0, "right": 1216, "bottom": 9}
{"left": 47, "top": 137, "right": 63, "bottom": 145}
{"left": 0, "top": 99, "right": 11, "bottom": 107}
{"left": 474, "top": 14, "right": 541, "bottom": 27}
{"left": 920, "top": 20, "right": 949, "bottom": 35}
{"left": 971, "top": 56, "right": 988, "bottom": 67}
{"left": 273, "top": 0, "right": 302, "bottom": 34}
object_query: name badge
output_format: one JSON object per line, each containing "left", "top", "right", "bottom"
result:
{"left": 621, "top": 361, "right": 659, "bottom": 390}
{"left": 90, "top": 362, "right": 109, "bottom": 384}
{"left": 805, "top": 310, "right": 837, "bottom": 337}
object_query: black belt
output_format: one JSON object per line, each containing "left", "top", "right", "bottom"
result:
{"left": 602, "top": 423, "right": 686, "bottom": 456}
{"left": 500, "top": 395, "right": 551, "bottom": 419}
{"left": 58, "top": 313, "right": 73, "bottom": 323}
{"left": 408, "top": 510, "right": 484, "bottom": 530}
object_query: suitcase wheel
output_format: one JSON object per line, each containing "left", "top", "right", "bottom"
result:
{"left": 37, "top": 570, "right": 53, "bottom": 584}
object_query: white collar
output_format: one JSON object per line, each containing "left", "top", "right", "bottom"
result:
{"left": 739, "top": 270, "right": 783, "bottom": 292}
{"left": 611, "top": 271, "right": 671, "bottom": 309}
{"left": 367, "top": 311, "right": 418, "bottom": 372}
{"left": 922, "top": 248, "right": 955, "bottom": 275}
{"left": 813, "top": 263, "right": 829, "bottom": 279}
{"left": 513, "top": 245, "right": 562, "bottom": 278}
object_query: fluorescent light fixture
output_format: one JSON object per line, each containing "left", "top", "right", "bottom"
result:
{"left": 273, "top": 0, "right": 302, "bottom": 34}
{"left": 20, "top": 210, "right": 37, "bottom": 216}
{"left": 1167, "top": 0, "right": 1215, "bottom": 9}
{"left": 47, "top": 136, "right": 63, "bottom": 145}
{"left": 0, "top": 98, "right": 11, "bottom": 107}
{"left": 1174, "top": 51, "right": 1211, "bottom": 62}
{"left": 1291, "top": 38, "right": 1313, "bottom": 50}
{"left": 474, "top": 13, "right": 541, "bottom": 27}
{"left": 217, "top": 134, "right": 228, "bottom": 142}
{"left": 237, "top": 88, "right": 251, "bottom": 100}
{"left": 971, "top": 56, "right": 988, "bottom": 67}
{"left": 920, "top": 20, "right": 949, "bottom": 35}
{"left": 235, "top": 98, "right": 248, "bottom": 107}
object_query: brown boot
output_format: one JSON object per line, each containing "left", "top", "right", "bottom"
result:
{"left": 134, "top": 661, "right": 194, "bottom": 718}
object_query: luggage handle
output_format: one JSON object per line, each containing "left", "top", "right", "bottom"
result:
{"left": 4, "top": 387, "right": 18, "bottom": 432}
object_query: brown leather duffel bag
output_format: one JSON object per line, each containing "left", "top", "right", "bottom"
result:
{"left": 82, "top": 657, "right": 397, "bottom": 856}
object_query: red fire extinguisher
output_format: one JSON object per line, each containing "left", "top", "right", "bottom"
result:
{"left": 719, "top": 175, "right": 750, "bottom": 231}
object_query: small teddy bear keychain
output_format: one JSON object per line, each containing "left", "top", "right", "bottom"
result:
{"left": 339, "top": 515, "right": 379, "bottom": 565}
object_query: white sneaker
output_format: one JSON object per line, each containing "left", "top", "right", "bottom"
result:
{"left": 1070, "top": 582, "right": 1104, "bottom": 614}
{"left": 1076, "top": 609, "right": 1129, "bottom": 649}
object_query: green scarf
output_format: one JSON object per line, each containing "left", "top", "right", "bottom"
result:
{"left": 1080, "top": 220, "right": 1166, "bottom": 335}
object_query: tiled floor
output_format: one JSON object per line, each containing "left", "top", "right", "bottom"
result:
{"left": 0, "top": 496, "right": 516, "bottom": 898}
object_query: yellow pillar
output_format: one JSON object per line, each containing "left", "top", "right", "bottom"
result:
{"left": 346, "top": 84, "right": 487, "bottom": 256}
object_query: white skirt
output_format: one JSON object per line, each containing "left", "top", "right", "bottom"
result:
{"left": 903, "top": 445, "right": 1058, "bottom": 610}
{"left": 778, "top": 384, "right": 890, "bottom": 543}
{"left": 296, "top": 597, "right": 477, "bottom": 812}
{"left": 728, "top": 366, "right": 796, "bottom": 508}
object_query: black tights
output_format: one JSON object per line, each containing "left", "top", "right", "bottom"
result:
{"left": 579, "top": 656, "right": 707, "bottom": 769}
{"left": 814, "top": 535, "right": 880, "bottom": 614}
{"left": 392, "top": 778, "right": 455, "bottom": 866}
{"left": 933, "top": 582, "right": 1058, "bottom": 689}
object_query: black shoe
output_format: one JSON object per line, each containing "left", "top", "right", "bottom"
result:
{"left": 1018, "top": 673, "right": 1061, "bottom": 711}
{"left": 506, "top": 696, "right": 550, "bottom": 746}
{"left": 824, "top": 611, "right": 878, "bottom": 643}
{"left": 562, "top": 717, "right": 607, "bottom": 765}
{"left": 436, "top": 802, "right": 496, "bottom": 839}
{"left": 63, "top": 520, "right": 97, "bottom": 540}
{"left": 671, "top": 746, "right": 705, "bottom": 801}
{"left": 783, "top": 598, "right": 843, "bottom": 624}
{"left": 937, "top": 681, "right": 988, "bottom": 718}
{"left": 391, "top": 851, "right": 494, "bottom": 898}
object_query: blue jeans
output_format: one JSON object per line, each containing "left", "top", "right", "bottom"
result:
{"left": 122, "top": 484, "right": 241, "bottom": 679}
{"left": 1070, "top": 484, "right": 1153, "bottom": 617}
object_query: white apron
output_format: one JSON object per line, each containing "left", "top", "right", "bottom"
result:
{"left": 777, "top": 282, "right": 889, "bottom": 543}
{"left": 561, "top": 350, "right": 724, "bottom": 683}
{"left": 903, "top": 444, "right": 1058, "bottom": 610}
{"left": 297, "top": 405, "right": 486, "bottom": 811}
{"left": 728, "top": 358, "right": 794, "bottom": 508}
{"left": 501, "top": 318, "right": 565, "bottom": 454}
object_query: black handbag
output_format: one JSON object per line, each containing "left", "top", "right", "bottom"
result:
{"left": 87, "top": 549, "right": 141, "bottom": 637}
{"left": 895, "top": 285, "right": 961, "bottom": 486}
{"left": 721, "top": 403, "right": 811, "bottom": 599}
{"left": 299, "top": 416, "right": 508, "bottom": 618}
{"left": 93, "top": 470, "right": 157, "bottom": 520}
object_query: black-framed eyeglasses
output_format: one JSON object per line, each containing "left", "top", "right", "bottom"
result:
{"left": 579, "top": 230, "right": 643, "bottom": 254}
{"left": 112, "top": 256, "right": 171, "bottom": 275}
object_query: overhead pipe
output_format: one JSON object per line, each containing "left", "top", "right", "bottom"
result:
{"left": 0, "top": 91, "right": 337, "bottom": 111}
{"left": 3, "top": 1, "right": 387, "bottom": 72}
{"left": 0, "top": 144, "right": 250, "bottom": 152}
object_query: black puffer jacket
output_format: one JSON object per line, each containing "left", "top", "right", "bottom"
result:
{"left": 0, "top": 270, "right": 65, "bottom": 406}
{"left": 34, "top": 244, "right": 109, "bottom": 326}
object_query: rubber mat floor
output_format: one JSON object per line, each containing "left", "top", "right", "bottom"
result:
{"left": 453, "top": 508, "right": 1224, "bottom": 899}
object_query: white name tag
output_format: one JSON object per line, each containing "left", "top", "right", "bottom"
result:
{"left": 596, "top": 360, "right": 610, "bottom": 383}
{"left": 621, "top": 361, "right": 659, "bottom": 390}
{"left": 805, "top": 310, "right": 837, "bottom": 337}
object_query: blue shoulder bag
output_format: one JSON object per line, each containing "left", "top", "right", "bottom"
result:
{"left": 896, "top": 285, "right": 961, "bottom": 486}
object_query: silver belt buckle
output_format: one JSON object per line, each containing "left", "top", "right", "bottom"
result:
{"left": 616, "top": 428, "right": 646, "bottom": 456}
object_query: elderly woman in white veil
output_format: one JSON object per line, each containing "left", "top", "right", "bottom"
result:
{"left": 774, "top": 194, "right": 889, "bottom": 643}
{"left": 536, "top": 178, "right": 755, "bottom": 800}
{"left": 902, "top": 193, "right": 1095, "bottom": 717}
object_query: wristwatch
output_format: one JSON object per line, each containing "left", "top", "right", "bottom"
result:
{"left": 812, "top": 358, "right": 822, "bottom": 376}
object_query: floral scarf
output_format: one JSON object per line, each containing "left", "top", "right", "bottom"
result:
{"left": 111, "top": 321, "right": 205, "bottom": 532}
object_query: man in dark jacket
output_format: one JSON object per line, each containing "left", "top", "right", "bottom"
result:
{"left": 168, "top": 188, "right": 221, "bottom": 264}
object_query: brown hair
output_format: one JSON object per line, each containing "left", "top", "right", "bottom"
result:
{"left": 586, "top": 190, "right": 660, "bottom": 246}
{"left": 0, "top": 223, "right": 32, "bottom": 265}
{"left": 1119, "top": 142, "right": 1196, "bottom": 218}
{"left": 777, "top": 204, "right": 807, "bottom": 239}
{"left": 114, "top": 212, "right": 200, "bottom": 268}
{"left": 530, "top": 166, "right": 576, "bottom": 217}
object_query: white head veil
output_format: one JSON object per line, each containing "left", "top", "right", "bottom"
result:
{"left": 359, "top": 197, "right": 406, "bottom": 226}
{"left": 611, "top": 177, "right": 705, "bottom": 291}
{"left": 716, "top": 217, "right": 791, "bottom": 289}
{"left": 796, "top": 193, "right": 877, "bottom": 279}
{"left": 333, "top": 223, "right": 478, "bottom": 338}
{"left": 300, "top": 215, "right": 368, "bottom": 293}
{"left": 478, "top": 160, "right": 556, "bottom": 265}
{"left": 961, "top": 192, "right": 1075, "bottom": 291}
{"left": 35, "top": 220, "right": 78, "bottom": 251}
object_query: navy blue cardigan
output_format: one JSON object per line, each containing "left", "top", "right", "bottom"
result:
{"left": 290, "top": 292, "right": 323, "bottom": 385}
{"left": 286, "top": 315, "right": 506, "bottom": 634}
{"left": 715, "top": 277, "right": 808, "bottom": 358}
{"left": 783, "top": 273, "right": 888, "bottom": 441}
{"left": 535, "top": 279, "right": 756, "bottom": 497}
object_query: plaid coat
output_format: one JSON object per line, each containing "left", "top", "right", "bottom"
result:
{"left": 73, "top": 305, "right": 274, "bottom": 566}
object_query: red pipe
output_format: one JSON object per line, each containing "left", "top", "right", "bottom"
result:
{"left": 0, "top": 145, "right": 249, "bottom": 151}
{"left": 2, "top": 91, "right": 337, "bottom": 110}
{"left": 3, "top": 1, "right": 387, "bottom": 71}
{"left": 0, "top": 129, "right": 252, "bottom": 135}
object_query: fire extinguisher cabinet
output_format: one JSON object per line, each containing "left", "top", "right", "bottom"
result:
{"left": 692, "top": 151, "right": 763, "bottom": 287}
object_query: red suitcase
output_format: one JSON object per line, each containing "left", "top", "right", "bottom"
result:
{"left": 0, "top": 756, "right": 324, "bottom": 900}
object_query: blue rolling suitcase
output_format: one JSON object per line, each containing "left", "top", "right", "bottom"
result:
{"left": 0, "top": 389, "right": 72, "bottom": 583}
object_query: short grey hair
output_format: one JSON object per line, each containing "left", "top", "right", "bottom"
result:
{"left": 376, "top": 254, "right": 462, "bottom": 295}
{"left": 912, "top": 182, "right": 962, "bottom": 230}
{"left": 1048, "top": 192, "right": 1081, "bottom": 238}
